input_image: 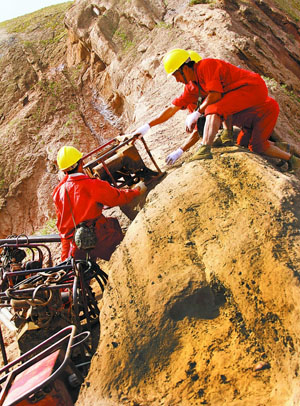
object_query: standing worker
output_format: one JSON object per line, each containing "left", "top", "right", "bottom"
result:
{"left": 53, "top": 146, "right": 144, "bottom": 262}
{"left": 133, "top": 49, "right": 299, "bottom": 170}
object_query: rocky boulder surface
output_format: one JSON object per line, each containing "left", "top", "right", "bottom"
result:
{"left": 77, "top": 150, "right": 300, "bottom": 406}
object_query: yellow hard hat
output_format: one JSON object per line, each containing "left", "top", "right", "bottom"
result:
{"left": 163, "top": 48, "right": 202, "bottom": 75}
{"left": 57, "top": 146, "right": 83, "bottom": 171}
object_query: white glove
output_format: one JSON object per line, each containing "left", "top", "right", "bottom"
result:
{"left": 166, "top": 148, "right": 183, "bottom": 165}
{"left": 185, "top": 111, "right": 201, "bottom": 132}
{"left": 134, "top": 181, "right": 147, "bottom": 194}
{"left": 132, "top": 123, "right": 150, "bottom": 138}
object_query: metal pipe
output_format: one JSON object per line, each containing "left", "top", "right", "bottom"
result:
{"left": 0, "top": 234, "right": 61, "bottom": 245}
{"left": 0, "top": 324, "right": 8, "bottom": 365}
{"left": 0, "top": 283, "right": 73, "bottom": 298}
{"left": 82, "top": 139, "right": 115, "bottom": 161}
{"left": 3, "top": 265, "right": 73, "bottom": 277}
{"left": 83, "top": 136, "right": 136, "bottom": 170}
{"left": 139, "top": 136, "right": 162, "bottom": 173}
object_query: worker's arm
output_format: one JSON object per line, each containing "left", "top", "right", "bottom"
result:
{"left": 181, "top": 130, "right": 200, "bottom": 152}
{"left": 198, "top": 91, "right": 222, "bottom": 114}
{"left": 165, "top": 130, "right": 200, "bottom": 165}
{"left": 185, "top": 91, "right": 222, "bottom": 132}
{"left": 149, "top": 105, "right": 181, "bottom": 127}
{"left": 132, "top": 105, "right": 181, "bottom": 137}
{"left": 90, "top": 178, "right": 141, "bottom": 207}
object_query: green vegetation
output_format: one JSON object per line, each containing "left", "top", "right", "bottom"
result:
{"left": 65, "top": 112, "right": 77, "bottom": 127}
{"left": 38, "top": 79, "right": 62, "bottom": 98}
{"left": 68, "top": 63, "right": 84, "bottom": 86}
{"left": 114, "top": 29, "right": 134, "bottom": 50}
{"left": 263, "top": 76, "right": 300, "bottom": 103}
{"left": 281, "top": 84, "right": 300, "bottom": 103}
{"left": 36, "top": 218, "right": 58, "bottom": 235}
{"left": 189, "top": 0, "right": 212, "bottom": 5}
{"left": 272, "top": 0, "right": 300, "bottom": 22}
{"left": 40, "top": 30, "right": 67, "bottom": 46}
{"left": 0, "top": 2, "right": 73, "bottom": 33}
{"left": 0, "top": 166, "right": 6, "bottom": 192}
{"left": 155, "top": 21, "right": 172, "bottom": 29}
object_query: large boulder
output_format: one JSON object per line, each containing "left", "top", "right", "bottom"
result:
{"left": 77, "top": 150, "right": 300, "bottom": 405}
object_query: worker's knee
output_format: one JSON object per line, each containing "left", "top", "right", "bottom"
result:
{"left": 249, "top": 140, "right": 270, "bottom": 154}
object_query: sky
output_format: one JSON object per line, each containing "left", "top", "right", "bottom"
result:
{"left": 0, "top": 0, "right": 71, "bottom": 23}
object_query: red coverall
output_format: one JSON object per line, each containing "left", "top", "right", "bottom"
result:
{"left": 172, "top": 58, "right": 279, "bottom": 153}
{"left": 52, "top": 173, "right": 140, "bottom": 261}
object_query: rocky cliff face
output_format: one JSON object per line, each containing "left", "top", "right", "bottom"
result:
{"left": 64, "top": 0, "right": 300, "bottom": 148}
{"left": 0, "top": 0, "right": 299, "bottom": 237}
{"left": 0, "top": 0, "right": 300, "bottom": 236}
{"left": 0, "top": 0, "right": 300, "bottom": 405}
{"left": 0, "top": 2, "right": 119, "bottom": 238}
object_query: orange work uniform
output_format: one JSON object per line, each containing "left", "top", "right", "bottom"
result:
{"left": 53, "top": 173, "right": 140, "bottom": 261}
{"left": 173, "top": 58, "right": 279, "bottom": 153}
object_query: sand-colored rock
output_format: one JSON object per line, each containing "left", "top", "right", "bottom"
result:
{"left": 77, "top": 150, "right": 300, "bottom": 405}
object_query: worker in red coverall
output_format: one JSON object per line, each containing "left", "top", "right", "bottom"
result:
{"left": 132, "top": 49, "right": 300, "bottom": 170}
{"left": 132, "top": 50, "right": 207, "bottom": 165}
{"left": 53, "top": 146, "right": 144, "bottom": 262}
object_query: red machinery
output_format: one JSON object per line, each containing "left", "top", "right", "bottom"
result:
{"left": 82, "top": 135, "right": 163, "bottom": 188}
{"left": 0, "top": 325, "right": 88, "bottom": 406}
{"left": 0, "top": 235, "right": 106, "bottom": 357}
{"left": 0, "top": 136, "right": 165, "bottom": 404}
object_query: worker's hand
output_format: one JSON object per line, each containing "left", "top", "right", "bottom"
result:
{"left": 132, "top": 123, "right": 150, "bottom": 139}
{"left": 166, "top": 148, "right": 183, "bottom": 165}
{"left": 185, "top": 111, "right": 201, "bottom": 133}
{"left": 134, "top": 181, "right": 147, "bottom": 194}
{"left": 115, "top": 135, "right": 129, "bottom": 143}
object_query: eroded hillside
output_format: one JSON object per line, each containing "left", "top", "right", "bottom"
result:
{"left": 0, "top": 1, "right": 300, "bottom": 405}
{"left": 0, "top": 2, "right": 119, "bottom": 238}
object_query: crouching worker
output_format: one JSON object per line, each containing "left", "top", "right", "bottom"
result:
{"left": 53, "top": 145, "right": 144, "bottom": 262}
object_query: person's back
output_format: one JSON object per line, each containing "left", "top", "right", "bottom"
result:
{"left": 195, "top": 58, "right": 262, "bottom": 94}
{"left": 53, "top": 173, "right": 127, "bottom": 237}
{"left": 53, "top": 146, "right": 143, "bottom": 261}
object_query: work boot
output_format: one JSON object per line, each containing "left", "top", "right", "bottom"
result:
{"left": 189, "top": 145, "right": 213, "bottom": 161}
{"left": 212, "top": 129, "right": 234, "bottom": 147}
{"left": 212, "top": 135, "right": 223, "bottom": 147}
{"left": 219, "top": 129, "right": 234, "bottom": 146}
{"left": 288, "top": 155, "right": 300, "bottom": 171}
{"left": 275, "top": 141, "right": 290, "bottom": 152}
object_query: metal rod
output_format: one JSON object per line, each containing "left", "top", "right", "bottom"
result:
{"left": 139, "top": 136, "right": 162, "bottom": 173}
{"left": 0, "top": 283, "right": 73, "bottom": 297}
{"left": 0, "top": 234, "right": 61, "bottom": 245}
{"left": 83, "top": 136, "right": 136, "bottom": 170}
{"left": 82, "top": 139, "right": 115, "bottom": 161}
{"left": 101, "top": 159, "right": 117, "bottom": 186}
{"left": 3, "top": 265, "right": 73, "bottom": 277}
{"left": 0, "top": 324, "right": 8, "bottom": 366}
